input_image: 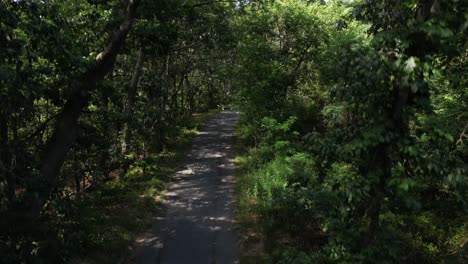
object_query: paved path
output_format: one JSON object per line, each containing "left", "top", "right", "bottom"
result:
{"left": 133, "top": 111, "right": 239, "bottom": 264}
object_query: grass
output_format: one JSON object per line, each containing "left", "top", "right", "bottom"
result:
{"left": 234, "top": 133, "right": 271, "bottom": 264}
{"left": 70, "top": 109, "right": 219, "bottom": 263}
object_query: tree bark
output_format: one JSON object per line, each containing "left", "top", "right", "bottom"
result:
{"left": 0, "top": 114, "right": 16, "bottom": 206}
{"left": 33, "top": 0, "right": 140, "bottom": 216}
{"left": 121, "top": 48, "right": 145, "bottom": 155}
{"left": 363, "top": 0, "right": 436, "bottom": 245}
{"left": 416, "top": 0, "right": 435, "bottom": 22}
{"left": 185, "top": 75, "right": 195, "bottom": 115}
{"left": 162, "top": 55, "right": 170, "bottom": 114}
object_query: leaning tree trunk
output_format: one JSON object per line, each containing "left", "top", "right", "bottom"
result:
{"left": 121, "top": 48, "right": 145, "bottom": 156}
{"left": 32, "top": 0, "right": 140, "bottom": 217}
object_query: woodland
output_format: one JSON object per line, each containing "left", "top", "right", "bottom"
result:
{"left": 0, "top": 0, "right": 467, "bottom": 263}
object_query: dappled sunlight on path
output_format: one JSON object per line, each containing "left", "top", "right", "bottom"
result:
{"left": 132, "top": 111, "right": 239, "bottom": 264}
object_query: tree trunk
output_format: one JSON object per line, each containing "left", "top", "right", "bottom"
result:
{"left": 73, "top": 146, "right": 80, "bottom": 196}
{"left": 99, "top": 76, "right": 111, "bottom": 176}
{"left": 121, "top": 48, "right": 145, "bottom": 156}
{"left": 363, "top": 143, "right": 392, "bottom": 245}
{"left": 0, "top": 114, "right": 16, "bottom": 207}
{"left": 209, "top": 82, "right": 214, "bottom": 109}
{"left": 32, "top": 0, "right": 140, "bottom": 217}
{"left": 185, "top": 75, "right": 194, "bottom": 115}
{"left": 162, "top": 55, "right": 170, "bottom": 114}
{"left": 363, "top": 0, "right": 436, "bottom": 245}
{"left": 181, "top": 75, "right": 185, "bottom": 116}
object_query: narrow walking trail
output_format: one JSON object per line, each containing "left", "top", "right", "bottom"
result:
{"left": 133, "top": 111, "right": 240, "bottom": 264}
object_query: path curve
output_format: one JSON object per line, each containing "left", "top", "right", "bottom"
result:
{"left": 133, "top": 111, "right": 239, "bottom": 264}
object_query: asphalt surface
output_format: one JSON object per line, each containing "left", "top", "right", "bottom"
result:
{"left": 133, "top": 111, "right": 240, "bottom": 264}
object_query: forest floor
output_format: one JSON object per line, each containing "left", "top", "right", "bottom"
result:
{"left": 130, "top": 110, "right": 240, "bottom": 264}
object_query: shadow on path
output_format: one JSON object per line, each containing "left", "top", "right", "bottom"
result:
{"left": 132, "top": 111, "right": 240, "bottom": 264}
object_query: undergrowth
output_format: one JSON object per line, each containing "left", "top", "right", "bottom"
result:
{"left": 70, "top": 110, "right": 219, "bottom": 263}
{"left": 234, "top": 115, "right": 467, "bottom": 264}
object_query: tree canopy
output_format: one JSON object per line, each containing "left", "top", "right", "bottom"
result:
{"left": 0, "top": 0, "right": 466, "bottom": 263}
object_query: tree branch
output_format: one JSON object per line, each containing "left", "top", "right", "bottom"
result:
{"left": 33, "top": 0, "right": 140, "bottom": 217}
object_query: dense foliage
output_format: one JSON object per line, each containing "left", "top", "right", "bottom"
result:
{"left": 1, "top": 0, "right": 234, "bottom": 262}
{"left": 233, "top": 0, "right": 467, "bottom": 263}
{"left": 0, "top": 0, "right": 466, "bottom": 263}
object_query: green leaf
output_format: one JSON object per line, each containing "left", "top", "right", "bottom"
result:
{"left": 404, "top": 57, "right": 417, "bottom": 73}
